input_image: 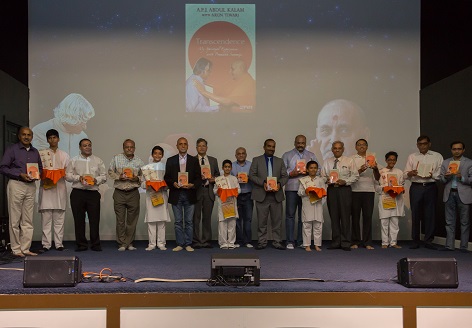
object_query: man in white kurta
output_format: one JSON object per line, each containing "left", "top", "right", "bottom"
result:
{"left": 38, "top": 129, "right": 70, "bottom": 251}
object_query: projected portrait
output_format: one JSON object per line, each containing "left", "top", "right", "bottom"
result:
{"left": 32, "top": 93, "right": 95, "bottom": 158}
{"left": 185, "top": 57, "right": 219, "bottom": 112}
{"left": 308, "top": 99, "right": 370, "bottom": 161}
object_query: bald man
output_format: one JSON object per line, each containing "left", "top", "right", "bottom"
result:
{"left": 308, "top": 99, "right": 370, "bottom": 161}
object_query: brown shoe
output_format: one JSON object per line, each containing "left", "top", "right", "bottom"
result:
{"left": 391, "top": 244, "right": 402, "bottom": 249}
{"left": 381, "top": 245, "right": 388, "bottom": 249}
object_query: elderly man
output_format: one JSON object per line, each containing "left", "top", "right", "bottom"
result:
{"left": 282, "top": 135, "right": 317, "bottom": 249}
{"left": 65, "top": 138, "right": 107, "bottom": 252}
{"left": 309, "top": 99, "right": 370, "bottom": 161}
{"left": 404, "top": 135, "right": 443, "bottom": 250}
{"left": 231, "top": 147, "right": 254, "bottom": 247}
{"left": 164, "top": 137, "right": 202, "bottom": 252}
{"left": 193, "top": 138, "right": 219, "bottom": 248}
{"left": 108, "top": 139, "right": 144, "bottom": 251}
{"left": 439, "top": 141, "right": 472, "bottom": 252}
{"left": 0, "top": 127, "right": 42, "bottom": 257}
{"left": 186, "top": 57, "right": 219, "bottom": 112}
{"left": 249, "top": 139, "right": 289, "bottom": 250}
{"left": 321, "top": 141, "right": 359, "bottom": 251}
{"left": 32, "top": 93, "right": 95, "bottom": 158}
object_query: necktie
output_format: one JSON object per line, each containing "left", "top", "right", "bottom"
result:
{"left": 333, "top": 159, "right": 339, "bottom": 169}
{"left": 201, "top": 157, "right": 205, "bottom": 165}
{"left": 268, "top": 157, "right": 273, "bottom": 177}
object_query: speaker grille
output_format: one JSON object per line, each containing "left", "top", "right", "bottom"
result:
{"left": 23, "top": 256, "right": 81, "bottom": 287}
{"left": 397, "top": 257, "right": 458, "bottom": 288}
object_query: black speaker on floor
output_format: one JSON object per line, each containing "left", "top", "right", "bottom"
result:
{"left": 397, "top": 257, "right": 458, "bottom": 288}
{"left": 23, "top": 255, "right": 82, "bottom": 287}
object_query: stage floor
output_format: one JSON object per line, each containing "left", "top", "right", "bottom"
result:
{"left": 1, "top": 240, "right": 471, "bottom": 294}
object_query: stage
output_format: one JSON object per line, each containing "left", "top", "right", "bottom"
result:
{"left": 1, "top": 240, "right": 472, "bottom": 328}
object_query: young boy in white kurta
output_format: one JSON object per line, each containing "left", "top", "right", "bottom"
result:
{"left": 375, "top": 151, "right": 405, "bottom": 248}
{"left": 38, "top": 129, "right": 70, "bottom": 251}
{"left": 214, "top": 160, "right": 240, "bottom": 249}
{"left": 141, "top": 146, "right": 171, "bottom": 251}
{"left": 297, "top": 161, "right": 326, "bottom": 252}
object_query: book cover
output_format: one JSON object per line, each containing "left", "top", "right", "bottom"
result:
{"left": 26, "top": 163, "right": 40, "bottom": 180}
{"left": 299, "top": 175, "right": 316, "bottom": 190}
{"left": 178, "top": 172, "right": 189, "bottom": 186}
{"left": 382, "top": 194, "right": 397, "bottom": 210}
{"left": 237, "top": 171, "right": 248, "bottom": 183}
{"left": 201, "top": 165, "right": 211, "bottom": 179}
{"left": 150, "top": 190, "right": 165, "bottom": 207}
{"left": 266, "top": 176, "right": 277, "bottom": 191}
{"left": 122, "top": 167, "right": 133, "bottom": 179}
{"left": 329, "top": 170, "right": 339, "bottom": 184}
{"left": 83, "top": 174, "right": 95, "bottom": 186}
{"left": 417, "top": 163, "right": 433, "bottom": 178}
{"left": 222, "top": 198, "right": 237, "bottom": 219}
{"left": 387, "top": 173, "right": 399, "bottom": 187}
{"left": 366, "top": 153, "right": 376, "bottom": 168}
{"left": 296, "top": 159, "right": 306, "bottom": 173}
{"left": 448, "top": 161, "right": 460, "bottom": 174}
{"left": 43, "top": 178, "right": 56, "bottom": 190}
{"left": 186, "top": 4, "right": 256, "bottom": 113}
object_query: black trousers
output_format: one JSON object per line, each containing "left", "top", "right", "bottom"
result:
{"left": 70, "top": 189, "right": 101, "bottom": 248}
{"left": 327, "top": 185, "right": 352, "bottom": 248}
{"left": 410, "top": 182, "right": 437, "bottom": 244}
{"left": 351, "top": 192, "right": 375, "bottom": 246}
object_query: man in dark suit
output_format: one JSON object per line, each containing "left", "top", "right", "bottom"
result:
{"left": 439, "top": 141, "right": 472, "bottom": 252}
{"left": 193, "top": 138, "right": 219, "bottom": 248}
{"left": 164, "top": 137, "right": 202, "bottom": 252}
{"left": 249, "top": 139, "right": 289, "bottom": 250}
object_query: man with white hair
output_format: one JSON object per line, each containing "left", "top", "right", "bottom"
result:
{"left": 32, "top": 93, "right": 95, "bottom": 157}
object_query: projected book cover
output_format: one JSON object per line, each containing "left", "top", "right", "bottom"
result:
{"left": 186, "top": 4, "right": 255, "bottom": 113}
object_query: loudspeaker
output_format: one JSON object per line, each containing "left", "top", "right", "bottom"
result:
{"left": 397, "top": 257, "right": 458, "bottom": 288}
{"left": 23, "top": 255, "right": 82, "bottom": 287}
{"left": 211, "top": 253, "right": 260, "bottom": 286}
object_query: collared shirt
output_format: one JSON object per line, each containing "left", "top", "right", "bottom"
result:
{"left": 38, "top": 148, "right": 70, "bottom": 211}
{"left": 0, "top": 142, "right": 43, "bottom": 181}
{"left": 231, "top": 160, "right": 253, "bottom": 194}
{"left": 351, "top": 154, "right": 376, "bottom": 192}
{"left": 404, "top": 150, "right": 443, "bottom": 183}
{"left": 282, "top": 148, "right": 317, "bottom": 191}
{"left": 65, "top": 153, "right": 107, "bottom": 191}
{"left": 264, "top": 154, "right": 273, "bottom": 177}
{"left": 108, "top": 153, "right": 144, "bottom": 191}
{"left": 179, "top": 153, "right": 188, "bottom": 173}
{"left": 321, "top": 155, "right": 359, "bottom": 186}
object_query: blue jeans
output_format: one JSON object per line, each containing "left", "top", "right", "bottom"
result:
{"left": 445, "top": 191, "right": 470, "bottom": 249}
{"left": 236, "top": 192, "right": 253, "bottom": 245}
{"left": 172, "top": 192, "right": 194, "bottom": 247}
{"left": 285, "top": 190, "right": 303, "bottom": 245}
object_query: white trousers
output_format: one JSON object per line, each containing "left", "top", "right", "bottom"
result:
{"left": 303, "top": 221, "right": 322, "bottom": 246}
{"left": 7, "top": 180, "right": 36, "bottom": 254}
{"left": 41, "top": 209, "right": 66, "bottom": 249}
{"left": 218, "top": 218, "right": 236, "bottom": 247}
{"left": 381, "top": 216, "right": 399, "bottom": 246}
{"left": 147, "top": 221, "right": 166, "bottom": 248}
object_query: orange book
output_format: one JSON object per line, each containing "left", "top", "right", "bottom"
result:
{"left": 296, "top": 159, "right": 306, "bottom": 173}
{"left": 178, "top": 172, "right": 188, "bottom": 186}
{"left": 366, "top": 154, "right": 376, "bottom": 168}
{"left": 329, "top": 170, "right": 339, "bottom": 184}
{"left": 387, "top": 174, "right": 399, "bottom": 187}
{"left": 237, "top": 172, "right": 248, "bottom": 183}
{"left": 122, "top": 167, "right": 133, "bottom": 178}
{"left": 448, "top": 161, "right": 460, "bottom": 174}
{"left": 266, "top": 177, "right": 278, "bottom": 191}
{"left": 201, "top": 165, "right": 211, "bottom": 179}
{"left": 26, "top": 163, "right": 40, "bottom": 180}
{"left": 83, "top": 174, "right": 95, "bottom": 186}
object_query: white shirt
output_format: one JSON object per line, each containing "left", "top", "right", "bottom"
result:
{"left": 321, "top": 155, "right": 359, "bottom": 186}
{"left": 351, "top": 154, "right": 376, "bottom": 192}
{"left": 403, "top": 150, "right": 443, "bottom": 183}
{"left": 65, "top": 154, "right": 107, "bottom": 191}
{"left": 38, "top": 148, "right": 70, "bottom": 211}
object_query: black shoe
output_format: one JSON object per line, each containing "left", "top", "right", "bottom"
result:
{"left": 425, "top": 243, "right": 437, "bottom": 250}
{"left": 440, "top": 247, "right": 454, "bottom": 252}
{"left": 38, "top": 247, "right": 49, "bottom": 254}
{"left": 341, "top": 247, "right": 351, "bottom": 251}
{"left": 202, "top": 243, "right": 213, "bottom": 249}
{"left": 91, "top": 246, "right": 102, "bottom": 251}
{"left": 56, "top": 247, "right": 65, "bottom": 251}
{"left": 327, "top": 246, "right": 341, "bottom": 250}
{"left": 192, "top": 243, "right": 202, "bottom": 249}
{"left": 255, "top": 244, "right": 266, "bottom": 250}
{"left": 75, "top": 246, "right": 88, "bottom": 252}
{"left": 409, "top": 243, "right": 420, "bottom": 249}
{"left": 273, "top": 244, "right": 285, "bottom": 250}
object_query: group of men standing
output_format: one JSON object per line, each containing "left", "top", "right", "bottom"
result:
{"left": 0, "top": 127, "right": 471, "bottom": 255}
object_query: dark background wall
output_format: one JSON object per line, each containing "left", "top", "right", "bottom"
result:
{"left": 1, "top": 0, "right": 471, "bottom": 240}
